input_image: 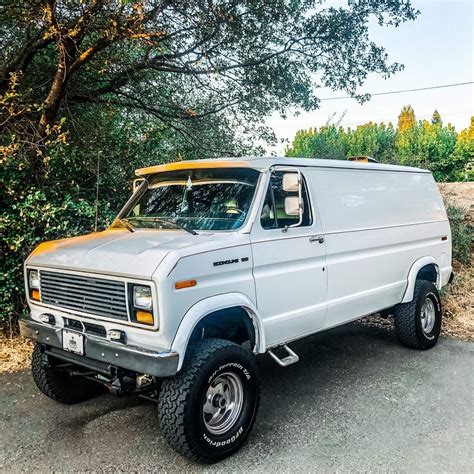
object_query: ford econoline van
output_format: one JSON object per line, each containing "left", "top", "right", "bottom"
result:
{"left": 20, "top": 157, "right": 453, "bottom": 462}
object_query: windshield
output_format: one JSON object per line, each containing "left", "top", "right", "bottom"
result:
{"left": 115, "top": 167, "right": 260, "bottom": 231}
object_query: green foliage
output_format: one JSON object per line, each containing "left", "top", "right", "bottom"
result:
{"left": 0, "top": 186, "right": 107, "bottom": 327}
{"left": 286, "top": 126, "right": 349, "bottom": 160}
{"left": 450, "top": 118, "right": 474, "bottom": 181}
{"left": 446, "top": 206, "right": 473, "bottom": 265}
{"left": 347, "top": 122, "right": 396, "bottom": 162}
{"left": 286, "top": 106, "right": 473, "bottom": 181}
{"left": 395, "top": 120, "right": 459, "bottom": 181}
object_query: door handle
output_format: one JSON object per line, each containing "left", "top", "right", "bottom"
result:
{"left": 309, "top": 235, "right": 325, "bottom": 244}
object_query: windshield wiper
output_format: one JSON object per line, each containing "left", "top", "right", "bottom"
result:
{"left": 147, "top": 217, "right": 198, "bottom": 235}
{"left": 117, "top": 218, "right": 135, "bottom": 233}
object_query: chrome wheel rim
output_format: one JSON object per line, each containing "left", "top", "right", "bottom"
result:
{"left": 421, "top": 297, "right": 436, "bottom": 334}
{"left": 203, "top": 371, "right": 244, "bottom": 435}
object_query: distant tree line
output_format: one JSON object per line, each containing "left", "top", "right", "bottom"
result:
{"left": 286, "top": 106, "right": 473, "bottom": 182}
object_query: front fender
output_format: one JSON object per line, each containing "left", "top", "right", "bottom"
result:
{"left": 401, "top": 256, "right": 440, "bottom": 303}
{"left": 171, "top": 293, "right": 266, "bottom": 371}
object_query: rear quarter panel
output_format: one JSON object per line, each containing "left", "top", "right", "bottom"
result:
{"left": 308, "top": 167, "right": 450, "bottom": 328}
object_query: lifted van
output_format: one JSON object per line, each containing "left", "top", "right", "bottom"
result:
{"left": 21, "top": 157, "right": 453, "bottom": 462}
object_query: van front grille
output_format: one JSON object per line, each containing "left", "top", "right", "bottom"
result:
{"left": 39, "top": 270, "right": 128, "bottom": 320}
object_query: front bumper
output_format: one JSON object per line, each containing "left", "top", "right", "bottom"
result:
{"left": 19, "top": 317, "right": 179, "bottom": 378}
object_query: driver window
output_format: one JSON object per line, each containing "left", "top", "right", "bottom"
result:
{"left": 260, "top": 171, "right": 312, "bottom": 230}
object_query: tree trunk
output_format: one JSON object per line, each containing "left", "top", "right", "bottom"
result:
{"left": 32, "top": 41, "right": 74, "bottom": 182}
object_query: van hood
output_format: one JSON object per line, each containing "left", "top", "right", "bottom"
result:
{"left": 26, "top": 229, "right": 215, "bottom": 279}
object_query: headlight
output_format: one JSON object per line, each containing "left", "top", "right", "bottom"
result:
{"left": 29, "top": 270, "right": 40, "bottom": 289}
{"left": 133, "top": 285, "right": 153, "bottom": 311}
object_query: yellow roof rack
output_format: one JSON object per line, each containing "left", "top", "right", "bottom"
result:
{"left": 135, "top": 160, "right": 250, "bottom": 177}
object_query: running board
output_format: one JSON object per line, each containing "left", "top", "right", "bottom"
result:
{"left": 268, "top": 345, "right": 299, "bottom": 367}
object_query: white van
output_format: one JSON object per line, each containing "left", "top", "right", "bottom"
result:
{"left": 21, "top": 157, "right": 453, "bottom": 462}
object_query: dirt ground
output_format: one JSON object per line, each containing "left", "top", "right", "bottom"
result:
{"left": 439, "top": 182, "right": 474, "bottom": 219}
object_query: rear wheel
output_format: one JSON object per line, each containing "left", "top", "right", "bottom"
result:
{"left": 394, "top": 280, "right": 442, "bottom": 350}
{"left": 31, "top": 344, "right": 104, "bottom": 404}
{"left": 158, "top": 338, "right": 260, "bottom": 463}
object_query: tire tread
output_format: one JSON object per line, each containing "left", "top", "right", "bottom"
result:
{"left": 32, "top": 344, "right": 103, "bottom": 404}
{"left": 158, "top": 338, "right": 259, "bottom": 463}
{"left": 394, "top": 280, "right": 441, "bottom": 350}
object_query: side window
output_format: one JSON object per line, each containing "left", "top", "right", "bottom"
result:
{"left": 260, "top": 171, "right": 312, "bottom": 230}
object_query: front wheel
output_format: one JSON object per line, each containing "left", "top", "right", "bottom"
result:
{"left": 394, "top": 280, "right": 442, "bottom": 350}
{"left": 158, "top": 338, "right": 260, "bottom": 463}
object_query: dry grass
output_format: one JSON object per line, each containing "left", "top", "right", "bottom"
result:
{"left": 0, "top": 334, "right": 33, "bottom": 374}
{"left": 439, "top": 182, "right": 473, "bottom": 341}
{"left": 438, "top": 182, "right": 474, "bottom": 219}
{"left": 442, "top": 261, "right": 474, "bottom": 341}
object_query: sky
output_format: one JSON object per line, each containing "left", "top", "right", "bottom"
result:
{"left": 267, "top": 0, "right": 474, "bottom": 154}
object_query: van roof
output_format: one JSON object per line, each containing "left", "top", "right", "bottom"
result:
{"left": 135, "top": 156, "right": 430, "bottom": 176}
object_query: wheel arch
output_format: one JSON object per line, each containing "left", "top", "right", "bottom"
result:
{"left": 171, "top": 293, "right": 266, "bottom": 371}
{"left": 401, "top": 256, "right": 440, "bottom": 303}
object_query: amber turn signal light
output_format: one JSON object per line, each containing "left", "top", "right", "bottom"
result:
{"left": 175, "top": 279, "right": 197, "bottom": 290}
{"left": 135, "top": 310, "right": 154, "bottom": 325}
{"left": 31, "top": 290, "right": 40, "bottom": 301}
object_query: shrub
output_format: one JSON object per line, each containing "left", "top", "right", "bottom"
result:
{"left": 446, "top": 205, "right": 472, "bottom": 265}
{"left": 0, "top": 187, "right": 115, "bottom": 333}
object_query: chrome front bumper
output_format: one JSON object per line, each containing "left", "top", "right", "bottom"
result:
{"left": 19, "top": 317, "right": 179, "bottom": 378}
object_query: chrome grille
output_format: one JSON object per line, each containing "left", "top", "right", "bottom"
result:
{"left": 39, "top": 270, "right": 128, "bottom": 320}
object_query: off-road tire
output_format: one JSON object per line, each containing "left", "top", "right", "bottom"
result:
{"left": 32, "top": 344, "right": 104, "bottom": 404}
{"left": 158, "top": 338, "right": 260, "bottom": 463}
{"left": 394, "top": 280, "right": 442, "bottom": 350}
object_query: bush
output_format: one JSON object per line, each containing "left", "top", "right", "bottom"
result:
{"left": 0, "top": 187, "right": 115, "bottom": 332}
{"left": 446, "top": 205, "right": 472, "bottom": 265}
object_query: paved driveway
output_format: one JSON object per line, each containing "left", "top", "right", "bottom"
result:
{"left": 1, "top": 323, "right": 473, "bottom": 472}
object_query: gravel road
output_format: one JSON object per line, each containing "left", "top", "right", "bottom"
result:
{"left": 1, "top": 323, "right": 473, "bottom": 472}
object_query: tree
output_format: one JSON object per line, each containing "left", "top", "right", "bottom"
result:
{"left": 397, "top": 105, "right": 416, "bottom": 132}
{"left": 432, "top": 109, "right": 442, "bottom": 125}
{"left": 395, "top": 119, "right": 458, "bottom": 180}
{"left": 450, "top": 117, "right": 474, "bottom": 181}
{"left": 285, "top": 109, "right": 472, "bottom": 182}
{"left": 347, "top": 122, "right": 396, "bottom": 162}
{"left": 286, "top": 125, "right": 349, "bottom": 160}
{"left": 1, "top": 1, "right": 418, "bottom": 181}
{"left": 1, "top": 1, "right": 421, "bottom": 327}
{"left": 286, "top": 121, "right": 396, "bottom": 162}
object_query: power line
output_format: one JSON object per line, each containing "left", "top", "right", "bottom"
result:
{"left": 320, "top": 81, "right": 474, "bottom": 101}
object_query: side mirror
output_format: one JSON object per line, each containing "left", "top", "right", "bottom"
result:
{"left": 133, "top": 178, "right": 145, "bottom": 193}
{"left": 284, "top": 196, "right": 302, "bottom": 216}
{"left": 282, "top": 173, "right": 299, "bottom": 192}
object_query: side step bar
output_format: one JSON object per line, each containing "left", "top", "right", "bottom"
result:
{"left": 268, "top": 345, "right": 299, "bottom": 367}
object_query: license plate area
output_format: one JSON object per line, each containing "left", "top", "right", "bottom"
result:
{"left": 62, "top": 329, "right": 84, "bottom": 355}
